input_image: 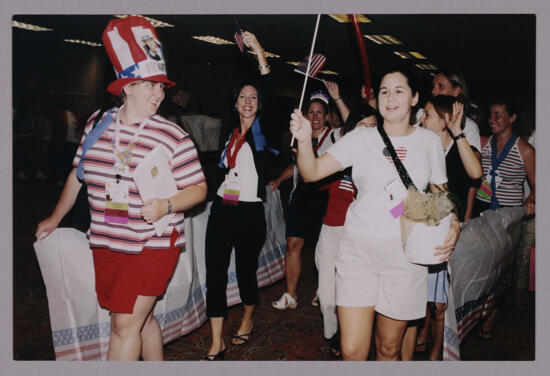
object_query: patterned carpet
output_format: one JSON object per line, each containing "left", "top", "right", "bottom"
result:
{"left": 13, "top": 176, "right": 535, "bottom": 361}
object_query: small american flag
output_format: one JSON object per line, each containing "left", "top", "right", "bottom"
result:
{"left": 172, "top": 89, "right": 192, "bottom": 108}
{"left": 383, "top": 146, "right": 408, "bottom": 165}
{"left": 294, "top": 53, "right": 327, "bottom": 78}
{"left": 234, "top": 21, "right": 244, "bottom": 53}
{"left": 338, "top": 174, "right": 355, "bottom": 193}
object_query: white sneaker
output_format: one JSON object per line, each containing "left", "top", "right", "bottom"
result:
{"left": 272, "top": 292, "right": 298, "bottom": 310}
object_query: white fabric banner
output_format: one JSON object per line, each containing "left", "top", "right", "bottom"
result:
{"left": 443, "top": 206, "right": 525, "bottom": 360}
{"left": 34, "top": 187, "right": 286, "bottom": 360}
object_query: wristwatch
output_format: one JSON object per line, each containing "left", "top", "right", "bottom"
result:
{"left": 167, "top": 199, "right": 173, "bottom": 214}
{"left": 453, "top": 132, "right": 466, "bottom": 141}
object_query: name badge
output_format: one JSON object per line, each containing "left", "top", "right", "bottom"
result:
{"left": 492, "top": 170, "right": 503, "bottom": 188}
{"left": 478, "top": 168, "right": 503, "bottom": 200}
{"left": 384, "top": 178, "right": 407, "bottom": 218}
{"left": 222, "top": 172, "right": 241, "bottom": 206}
{"left": 105, "top": 181, "right": 129, "bottom": 224}
{"left": 477, "top": 179, "right": 493, "bottom": 201}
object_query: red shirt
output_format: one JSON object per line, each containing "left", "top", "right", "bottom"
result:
{"left": 322, "top": 173, "right": 356, "bottom": 226}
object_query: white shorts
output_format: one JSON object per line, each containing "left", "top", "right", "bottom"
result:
{"left": 335, "top": 233, "right": 428, "bottom": 320}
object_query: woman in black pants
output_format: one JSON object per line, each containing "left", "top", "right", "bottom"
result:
{"left": 203, "top": 31, "right": 278, "bottom": 360}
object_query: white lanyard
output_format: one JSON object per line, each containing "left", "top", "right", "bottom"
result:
{"left": 113, "top": 105, "right": 148, "bottom": 178}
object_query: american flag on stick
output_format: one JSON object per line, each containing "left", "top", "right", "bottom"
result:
{"left": 234, "top": 20, "right": 244, "bottom": 53}
{"left": 294, "top": 53, "right": 326, "bottom": 79}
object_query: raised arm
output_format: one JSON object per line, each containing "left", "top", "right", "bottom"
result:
{"left": 446, "top": 102, "right": 482, "bottom": 179}
{"left": 290, "top": 109, "right": 342, "bottom": 182}
{"left": 242, "top": 31, "right": 270, "bottom": 76}
{"left": 35, "top": 168, "right": 83, "bottom": 239}
{"left": 324, "top": 80, "right": 350, "bottom": 122}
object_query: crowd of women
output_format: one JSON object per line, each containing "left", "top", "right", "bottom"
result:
{"left": 34, "top": 17, "right": 535, "bottom": 361}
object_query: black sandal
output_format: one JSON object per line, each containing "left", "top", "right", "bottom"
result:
{"left": 330, "top": 336, "right": 341, "bottom": 359}
{"left": 231, "top": 325, "right": 254, "bottom": 346}
{"left": 201, "top": 347, "right": 227, "bottom": 361}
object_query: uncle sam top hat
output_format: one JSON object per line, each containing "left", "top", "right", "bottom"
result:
{"left": 102, "top": 16, "right": 176, "bottom": 96}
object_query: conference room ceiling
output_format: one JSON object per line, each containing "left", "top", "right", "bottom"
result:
{"left": 12, "top": 13, "right": 535, "bottom": 104}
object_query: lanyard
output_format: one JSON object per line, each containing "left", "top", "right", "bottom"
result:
{"left": 313, "top": 127, "right": 330, "bottom": 156}
{"left": 113, "top": 105, "right": 149, "bottom": 181}
{"left": 218, "top": 117, "right": 279, "bottom": 168}
{"left": 225, "top": 126, "right": 251, "bottom": 169}
{"left": 377, "top": 123, "right": 417, "bottom": 191}
{"left": 489, "top": 134, "right": 518, "bottom": 208}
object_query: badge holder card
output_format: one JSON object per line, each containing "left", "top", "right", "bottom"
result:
{"left": 133, "top": 145, "right": 178, "bottom": 236}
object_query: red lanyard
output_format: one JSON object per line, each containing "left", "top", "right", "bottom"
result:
{"left": 226, "top": 127, "right": 250, "bottom": 169}
{"left": 314, "top": 127, "right": 330, "bottom": 155}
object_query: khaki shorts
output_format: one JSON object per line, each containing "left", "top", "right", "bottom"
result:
{"left": 335, "top": 233, "right": 427, "bottom": 321}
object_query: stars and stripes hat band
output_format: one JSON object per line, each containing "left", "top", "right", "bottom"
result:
{"left": 102, "top": 16, "right": 176, "bottom": 96}
{"left": 309, "top": 90, "right": 329, "bottom": 105}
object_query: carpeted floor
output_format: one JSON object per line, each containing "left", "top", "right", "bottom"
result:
{"left": 13, "top": 175, "right": 535, "bottom": 361}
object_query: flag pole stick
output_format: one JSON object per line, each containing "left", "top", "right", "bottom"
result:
{"left": 291, "top": 14, "right": 321, "bottom": 146}
{"left": 293, "top": 69, "right": 325, "bottom": 82}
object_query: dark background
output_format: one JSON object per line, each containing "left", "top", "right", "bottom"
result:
{"left": 12, "top": 14, "right": 535, "bottom": 137}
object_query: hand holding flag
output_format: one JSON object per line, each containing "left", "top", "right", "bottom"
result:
{"left": 234, "top": 20, "right": 244, "bottom": 52}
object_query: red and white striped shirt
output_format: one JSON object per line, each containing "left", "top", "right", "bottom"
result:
{"left": 476, "top": 136, "right": 526, "bottom": 206}
{"left": 72, "top": 108, "right": 205, "bottom": 254}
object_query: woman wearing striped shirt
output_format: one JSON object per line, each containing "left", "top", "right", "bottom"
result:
{"left": 473, "top": 97, "right": 535, "bottom": 340}
{"left": 474, "top": 99, "right": 535, "bottom": 215}
{"left": 35, "top": 17, "right": 207, "bottom": 360}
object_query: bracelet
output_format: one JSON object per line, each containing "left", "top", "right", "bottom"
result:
{"left": 258, "top": 64, "right": 270, "bottom": 70}
{"left": 453, "top": 132, "right": 466, "bottom": 141}
{"left": 334, "top": 96, "right": 342, "bottom": 102}
{"left": 167, "top": 199, "right": 173, "bottom": 214}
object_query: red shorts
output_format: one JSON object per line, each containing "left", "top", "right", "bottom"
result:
{"left": 92, "top": 229, "right": 180, "bottom": 314}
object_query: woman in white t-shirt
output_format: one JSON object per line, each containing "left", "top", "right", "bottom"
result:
{"left": 289, "top": 68, "right": 461, "bottom": 361}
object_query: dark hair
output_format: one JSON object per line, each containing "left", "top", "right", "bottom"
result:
{"left": 232, "top": 79, "right": 263, "bottom": 116}
{"left": 489, "top": 96, "right": 525, "bottom": 134}
{"left": 428, "top": 94, "right": 457, "bottom": 120}
{"left": 342, "top": 104, "right": 378, "bottom": 135}
{"left": 427, "top": 94, "right": 466, "bottom": 131}
{"left": 306, "top": 98, "right": 328, "bottom": 114}
{"left": 378, "top": 66, "right": 420, "bottom": 97}
{"left": 377, "top": 66, "right": 419, "bottom": 124}
{"left": 488, "top": 97, "right": 518, "bottom": 117}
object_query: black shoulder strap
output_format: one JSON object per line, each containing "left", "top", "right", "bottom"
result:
{"left": 377, "top": 124, "right": 417, "bottom": 190}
